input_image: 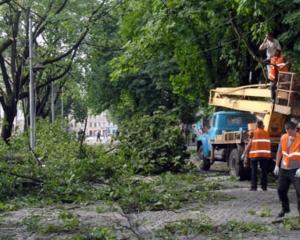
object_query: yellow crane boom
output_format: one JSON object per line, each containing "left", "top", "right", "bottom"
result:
{"left": 209, "top": 72, "right": 300, "bottom": 137}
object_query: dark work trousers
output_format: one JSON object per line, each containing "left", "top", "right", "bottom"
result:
{"left": 278, "top": 168, "right": 300, "bottom": 214}
{"left": 250, "top": 158, "right": 269, "bottom": 189}
{"left": 197, "top": 140, "right": 202, "bottom": 152}
{"left": 270, "top": 80, "right": 277, "bottom": 102}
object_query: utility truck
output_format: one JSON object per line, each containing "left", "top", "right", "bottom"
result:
{"left": 199, "top": 72, "right": 300, "bottom": 179}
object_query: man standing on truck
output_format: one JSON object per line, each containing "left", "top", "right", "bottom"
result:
{"left": 242, "top": 120, "right": 271, "bottom": 191}
{"left": 268, "top": 49, "right": 290, "bottom": 102}
{"left": 274, "top": 121, "right": 300, "bottom": 218}
{"left": 259, "top": 32, "right": 281, "bottom": 75}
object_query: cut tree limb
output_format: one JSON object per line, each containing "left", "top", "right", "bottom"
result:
{"left": 229, "top": 11, "right": 268, "bottom": 82}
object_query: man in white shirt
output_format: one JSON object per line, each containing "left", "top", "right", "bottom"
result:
{"left": 259, "top": 33, "right": 281, "bottom": 79}
{"left": 259, "top": 32, "right": 281, "bottom": 60}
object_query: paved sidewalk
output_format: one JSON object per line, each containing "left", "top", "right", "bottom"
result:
{"left": 1, "top": 161, "right": 299, "bottom": 239}
{"left": 206, "top": 187, "right": 299, "bottom": 225}
{"left": 128, "top": 182, "right": 300, "bottom": 239}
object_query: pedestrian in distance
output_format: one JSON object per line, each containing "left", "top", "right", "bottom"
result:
{"left": 274, "top": 121, "right": 300, "bottom": 218}
{"left": 96, "top": 131, "right": 101, "bottom": 142}
{"left": 78, "top": 128, "right": 84, "bottom": 141}
{"left": 242, "top": 120, "right": 271, "bottom": 191}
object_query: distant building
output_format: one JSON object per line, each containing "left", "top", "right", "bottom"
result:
{"left": 68, "top": 111, "right": 118, "bottom": 137}
{"left": 0, "top": 105, "right": 117, "bottom": 139}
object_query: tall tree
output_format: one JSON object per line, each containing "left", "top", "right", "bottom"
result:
{"left": 84, "top": 0, "right": 300, "bottom": 124}
{"left": 0, "top": 0, "right": 111, "bottom": 142}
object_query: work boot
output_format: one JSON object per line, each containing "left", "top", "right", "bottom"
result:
{"left": 249, "top": 187, "right": 257, "bottom": 191}
{"left": 277, "top": 209, "right": 290, "bottom": 218}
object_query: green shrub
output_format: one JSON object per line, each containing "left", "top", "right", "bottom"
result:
{"left": 118, "top": 108, "right": 190, "bottom": 174}
{"left": 0, "top": 119, "right": 128, "bottom": 203}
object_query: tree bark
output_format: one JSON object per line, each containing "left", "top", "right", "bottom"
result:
{"left": 0, "top": 1, "right": 109, "bottom": 142}
{"left": 1, "top": 103, "right": 17, "bottom": 142}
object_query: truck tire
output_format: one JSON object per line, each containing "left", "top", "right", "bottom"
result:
{"left": 201, "top": 157, "right": 211, "bottom": 171}
{"left": 228, "top": 148, "right": 249, "bottom": 180}
{"left": 198, "top": 146, "right": 211, "bottom": 171}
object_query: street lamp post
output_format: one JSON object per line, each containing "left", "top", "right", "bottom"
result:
{"left": 51, "top": 81, "right": 55, "bottom": 122}
{"left": 29, "top": 11, "right": 36, "bottom": 150}
{"left": 61, "top": 87, "right": 64, "bottom": 119}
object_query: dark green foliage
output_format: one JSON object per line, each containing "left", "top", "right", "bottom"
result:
{"left": 84, "top": 0, "right": 300, "bottom": 127}
{"left": 118, "top": 109, "right": 190, "bottom": 174}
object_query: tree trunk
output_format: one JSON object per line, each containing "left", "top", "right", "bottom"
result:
{"left": 1, "top": 104, "right": 17, "bottom": 143}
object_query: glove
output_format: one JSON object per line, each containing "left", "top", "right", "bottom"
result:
{"left": 273, "top": 166, "right": 280, "bottom": 175}
{"left": 241, "top": 153, "right": 245, "bottom": 160}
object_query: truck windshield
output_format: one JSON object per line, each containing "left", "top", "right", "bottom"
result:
{"left": 210, "top": 116, "right": 216, "bottom": 128}
{"left": 227, "top": 116, "right": 254, "bottom": 125}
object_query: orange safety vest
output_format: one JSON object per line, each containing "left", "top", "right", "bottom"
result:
{"left": 269, "top": 56, "right": 288, "bottom": 81}
{"left": 281, "top": 133, "right": 300, "bottom": 168}
{"left": 248, "top": 128, "right": 271, "bottom": 159}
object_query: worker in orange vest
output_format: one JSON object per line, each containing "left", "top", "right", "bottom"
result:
{"left": 268, "top": 49, "right": 290, "bottom": 103}
{"left": 242, "top": 120, "right": 271, "bottom": 191}
{"left": 274, "top": 121, "right": 300, "bottom": 218}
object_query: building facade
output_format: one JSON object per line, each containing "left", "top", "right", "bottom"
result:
{"left": 69, "top": 111, "right": 118, "bottom": 137}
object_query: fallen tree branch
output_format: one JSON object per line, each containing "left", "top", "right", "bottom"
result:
{"left": 104, "top": 147, "right": 116, "bottom": 154}
{"left": 229, "top": 11, "right": 268, "bottom": 82}
{"left": 0, "top": 169, "right": 43, "bottom": 183}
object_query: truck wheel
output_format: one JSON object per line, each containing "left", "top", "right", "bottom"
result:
{"left": 201, "top": 158, "right": 211, "bottom": 171}
{"left": 229, "top": 148, "right": 250, "bottom": 180}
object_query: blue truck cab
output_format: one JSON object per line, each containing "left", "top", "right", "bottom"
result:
{"left": 201, "top": 111, "right": 257, "bottom": 158}
{"left": 199, "top": 111, "right": 257, "bottom": 177}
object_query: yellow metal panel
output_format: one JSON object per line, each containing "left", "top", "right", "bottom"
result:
{"left": 213, "top": 87, "right": 271, "bottom": 98}
{"left": 274, "top": 105, "right": 291, "bottom": 115}
{"left": 210, "top": 97, "right": 273, "bottom": 114}
{"left": 277, "top": 91, "right": 289, "bottom": 100}
{"left": 263, "top": 112, "right": 286, "bottom": 138}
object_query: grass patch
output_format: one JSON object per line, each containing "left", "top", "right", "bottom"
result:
{"left": 0, "top": 202, "right": 19, "bottom": 213}
{"left": 156, "top": 217, "right": 214, "bottom": 238}
{"left": 283, "top": 217, "right": 300, "bottom": 230}
{"left": 247, "top": 209, "right": 256, "bottom": 215}
{"left": 23, "top": 211, "right": 80, "bottom": 235}
{"left": 259, "top": 207, "right": 272, "bottom": 217}
{"left": 23, "top": 213, "right": 116, "bottom": 239}
{"left": 156, "top": 219, "right": 273, "bottom": 239}
{"left": 247, "top": 207, "right": 272, "bottom": 217}
{"left": 69, "top": 226, "right": 116, "bottom": 240}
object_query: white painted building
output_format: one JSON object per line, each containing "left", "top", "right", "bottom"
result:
{"left": 68, "top": 111, "right": 118, "bottom": 137}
